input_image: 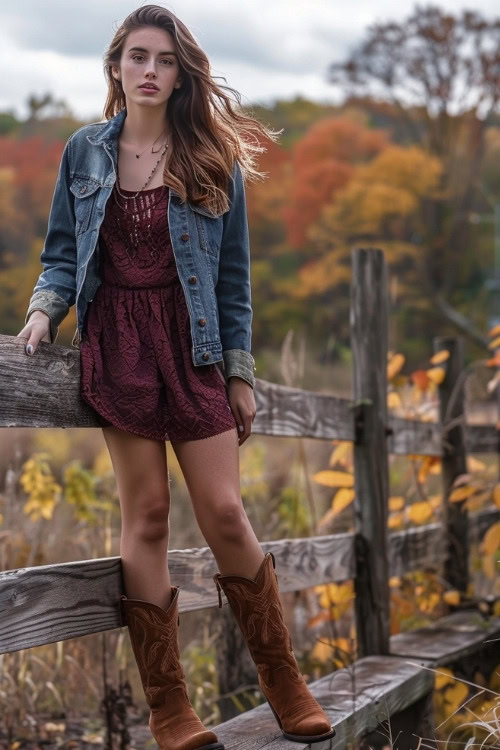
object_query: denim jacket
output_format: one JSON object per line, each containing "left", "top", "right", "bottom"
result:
{"left": 24, "top": 107, "right": 256, "bottom": 388}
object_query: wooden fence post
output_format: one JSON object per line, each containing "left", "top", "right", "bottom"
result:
{"left": 351, "top": 247, "right": 391, "bottom": 656}
{"left": 433, "top": 336, "right": 469, "bottom": 593}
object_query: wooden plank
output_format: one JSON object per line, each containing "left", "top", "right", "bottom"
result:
{"left": 434, "top": 337, "right": 469, "bottom": 593}
{"left": 252, "top": 379, "right": 354, "bottom": 441}
{"left": 0, "top": 537, "right": 355, "bottom": 654}
{"left": 211, "top": 656, "right": 433, "bottom": 750}
{"left": 350, "top": 248, "right": 390, "bottom": 656}
{"left": 0, "top": 334, "right": 355, "bottom": 439}
{"left": 466, "top": 424, "right": 500, "bottom": 454}
{"left": 0, "top": 335, "right": 99, "bottom": 428}
{"left": 388, "top": 524, "right": 446, "bottom": 576}
{"left": 388, "top": 417, "right": 442, "bottom": 456}
{"left": 390, "top": 610, "right": 500, "bottom": 664}
{"left": 2, "top": 508, "right": 496, "bottom": 654}
{"left": 0, "top": 556, "right": 123, "bottom": 654}
{"left": 2, "top": 335, "right": 498, "bottom": 458}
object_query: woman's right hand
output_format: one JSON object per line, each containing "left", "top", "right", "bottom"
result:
{"left": 17, "top": 311, "right": 52, "bottom": 355}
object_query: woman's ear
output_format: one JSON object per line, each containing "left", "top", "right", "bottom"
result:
{"left": 111, "top": 66, "right": 121, "bottom": 82}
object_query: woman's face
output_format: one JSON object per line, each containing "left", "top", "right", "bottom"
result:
{"left": 112, "top": 26, "right": 182, "bottom": 110}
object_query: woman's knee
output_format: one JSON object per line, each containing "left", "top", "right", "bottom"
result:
{"left": 205, "top": 497, "right": 249, "bottom": 542}
{"left": 123, "top": 489, "right": 171, "bottom": 542}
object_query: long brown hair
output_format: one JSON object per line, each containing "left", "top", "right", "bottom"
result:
{"left": 102, "top": 4, "right": 281, "bottom": 214}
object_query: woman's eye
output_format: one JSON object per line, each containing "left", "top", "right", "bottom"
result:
{"left": 131, "top": 55, "right": 172, "bottom": 64}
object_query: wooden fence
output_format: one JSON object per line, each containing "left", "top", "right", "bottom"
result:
{"left": 0, "top": 247, "right": 499, "bottom": 749}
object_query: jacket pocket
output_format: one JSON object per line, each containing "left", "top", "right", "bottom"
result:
{"left": 193, "top": 210, "right": 222, "bottom": 259}
{"left": 69, "top": 178, "right": 100, "bottom": 236}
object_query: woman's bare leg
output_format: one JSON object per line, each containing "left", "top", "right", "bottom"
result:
{"left": 171, "top": 427, "right": 265, "bottom": 577}
{"left": 102, "top": 424, "right": 172, "bottom": 609}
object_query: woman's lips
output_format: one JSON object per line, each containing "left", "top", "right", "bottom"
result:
{"left": 139, "top": 86, "right": 159, "bottom": 93}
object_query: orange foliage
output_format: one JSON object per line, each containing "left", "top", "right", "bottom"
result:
{"left": 284, "top": 117, "right": 389, "bottom": 247}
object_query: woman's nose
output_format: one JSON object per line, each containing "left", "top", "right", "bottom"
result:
{"left": 145, "top": 59, "right": 158, "bottom": 77}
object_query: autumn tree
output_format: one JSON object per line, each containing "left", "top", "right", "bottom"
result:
{"left": 328, "top": 4, "right": 500, "bottom": 341}
{"left": 284, "top": 116, "right": 389, "bottom": 248}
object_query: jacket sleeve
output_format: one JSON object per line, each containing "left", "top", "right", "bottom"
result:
{"left": 24, "top": 137, "right": 77, "bottom": 344}
{"left": 216, "top": 159, "right": 257, "bottom": 388}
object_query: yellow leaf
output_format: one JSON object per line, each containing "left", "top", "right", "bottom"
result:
{"left": 467, "top": 456, "right": 486, "bottom": 473}
{"left": 429, "top": 494, "right": 442, "bottom": 509}
{"left": 444, "top": 680, "right": 468, "bottom": 711}
{"left": 435, "top": 667, "right": 454, "bottom": 689}
{"left": 408, "top": 501, "right": 433, "bottom": 524}
{"left": 465, "top": 490, "right": 491, "bottom": 512}
{"left": 328, "top": 441, "right": 352, "bottom": 468}
{"left": 427, "top": 367, "right": 446, "bottom": 385}
{"left": 488, "top": 323, "right": 500, "bottom": 338}
{"left": 313, "top": 470, "right": 354, "bottom": 488}
{"left": 430, "top": 350, "right": 450, "bottom": 365}
{"left": 389, "top": 496, "right": 405, "bottom": 511}
{"left": 488, "top": 335, "right": 500, "bottom": 350}
{"left": 493, "top": 483, "right": 500, "bottom": 509}
{"left": 443, "top": 590, "right": 460, "bottom": 606}
{"left": 449, "top": 485, "right": 478, "bottom": 502}
{"left": 482, "top": 522, "right": 500, "bottom": 556}
{"left": 388, "top": 512, "right": 404, "bottom": 529}
{"left": 483, "top": 555, "right": 496, "bottom": 579}
{"left": 387, "top": 353, "right": 405, "bottom": 380}
{"left": 389, "top": 576, "right": 401, "bottom": 588}
{"left": 387, "top": 392, "right": 402, "bottom": 408}
{"left": 417, "top": 456, "right": 441, "bottom": 483}
{"left": 316, "top": 582, "right": 354, "bottom": 609}
{"left": 331, "top": 488, "right": 355, "bottom": 517}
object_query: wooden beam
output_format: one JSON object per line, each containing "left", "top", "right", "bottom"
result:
{"left": 1, "top": 335, "right": 497, "bottom": 456}
{"left": 350, "top": 248, "right": 390, "bottom": 656}
{"left": 210, "top": 656, "right": 433, "bottom": 749}
{"left": 0, "top": 536, "right": 354, "bottom": 654}
{"left": 390, "top": 610, "right": 500, "bottom": 664}
{"left": 1, "top": 510, "right": 496, "bottom": 654}
{"left": 434, "top": 337, "right": 469, "bottom": 593}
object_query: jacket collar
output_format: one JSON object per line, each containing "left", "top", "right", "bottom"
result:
{"left": 86, "top": 108, "right": 127, "bottom": 146}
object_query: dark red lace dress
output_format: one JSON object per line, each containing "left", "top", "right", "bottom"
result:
{"left": 79, "top": 183, "right": 237, "bottom": 442}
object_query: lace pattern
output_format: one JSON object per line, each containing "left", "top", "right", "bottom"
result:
{"left": 79, "top": 184, "right": 237, "bottom": 441}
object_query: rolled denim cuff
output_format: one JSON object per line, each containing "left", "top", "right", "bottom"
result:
{"left": 223, "top": 349, "right": 256, "bottom": 389}
{"left": 25, "top": 290, "right": 69, "bottom": 344}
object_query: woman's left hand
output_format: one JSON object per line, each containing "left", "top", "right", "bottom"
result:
{"left": 227, "top": 377, "right": 256, "bottom": 445}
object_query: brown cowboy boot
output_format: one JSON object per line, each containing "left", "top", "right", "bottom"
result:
{"left": 120, "top": 586, "right": 224, "bottom": 750}
{"left": 213, "top": 552, "right": 335, "bottom": 743}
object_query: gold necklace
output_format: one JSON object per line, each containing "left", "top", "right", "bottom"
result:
{"left": 135, "top": 129, "right": 167, "bottom": 158}
{"left": 114, "top": 140, "right": 168, "bottom": 201}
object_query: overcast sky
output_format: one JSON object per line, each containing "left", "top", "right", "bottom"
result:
{"left": 1, "top": 0, "right": 499, "bottom": 122}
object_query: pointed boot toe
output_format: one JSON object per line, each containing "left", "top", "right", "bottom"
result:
{"left": 213, "top": 552, "right": 335, "bottom": 744}
{"left": 121, "top": 588, "right": 224, "bottom": 750}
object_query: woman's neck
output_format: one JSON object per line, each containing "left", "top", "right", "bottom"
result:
{"left": 120, "top": 105, "right": 169, "bottom": 149}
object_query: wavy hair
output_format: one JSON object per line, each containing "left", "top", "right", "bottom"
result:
{"left": 102, "top": 4, "right": 281, "bottom": 214}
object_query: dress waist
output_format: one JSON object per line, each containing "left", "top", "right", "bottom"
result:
{"left": 100, "top": 280, "right": 176, "bottom": 290}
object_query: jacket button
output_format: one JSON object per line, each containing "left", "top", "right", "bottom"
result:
{"left": 80, "top": 186, "right": 87, "bottom": 194}
{"left": 188, "top": 275, "right": 197, "bottom": 284}
{"left": 198, "top": 318, "right": 206, "bottom": 326}
{"left": 202, "top": 352, "right": 210, "bottom": 361}
{"left": 181, "top": 232, "right": 189, "bottom": 241}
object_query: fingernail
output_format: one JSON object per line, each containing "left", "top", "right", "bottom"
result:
{"left": 26, "top": 344, "right": 33, "bottom": 355}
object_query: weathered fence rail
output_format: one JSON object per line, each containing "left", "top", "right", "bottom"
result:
{"left": 1, "top": 247, "right": 499, "bottom": 749}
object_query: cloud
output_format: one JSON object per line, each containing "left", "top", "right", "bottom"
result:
{"left": 1, "top": 0, "right": 498, "bottom": 119}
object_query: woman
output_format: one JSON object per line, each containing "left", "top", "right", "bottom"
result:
{"left": 18, "top": 5, "right": 335, "bottom": 749}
